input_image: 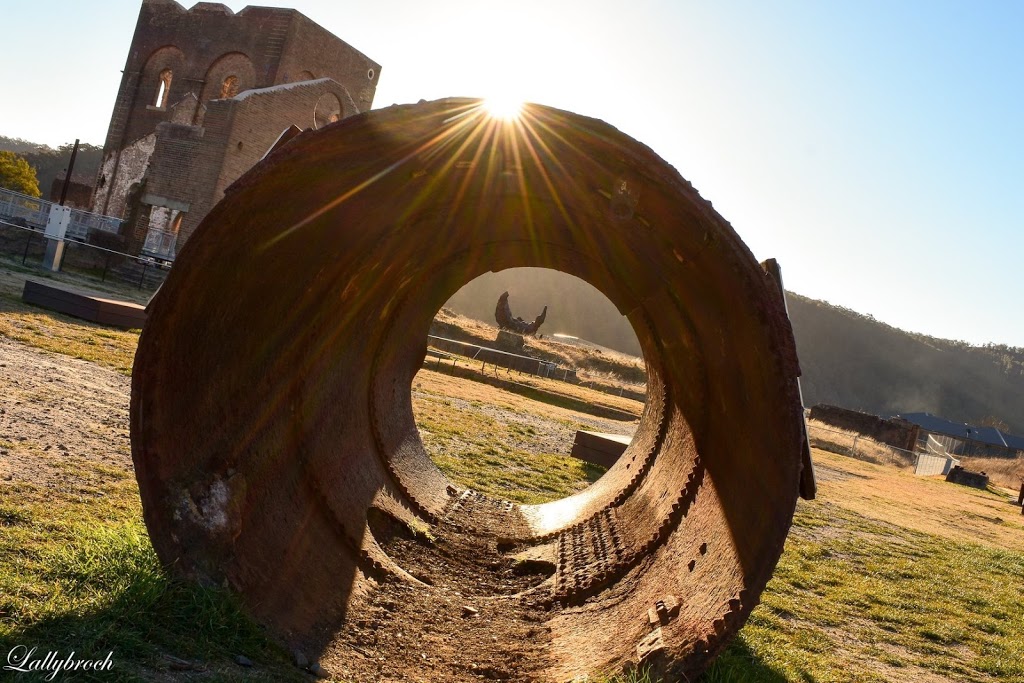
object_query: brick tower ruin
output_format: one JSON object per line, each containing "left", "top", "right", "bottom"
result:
{"left": 92, "top": 0, "right": 380, "bottom": 258}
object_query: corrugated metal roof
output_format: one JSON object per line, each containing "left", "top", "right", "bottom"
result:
{"left": 896, "top": 412, "right": 1023, "bottom": 450}
{"left": 1003, "top": 432, "right": 1024, "bottom": 451}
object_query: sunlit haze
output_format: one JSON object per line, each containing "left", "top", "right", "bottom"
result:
{"left": 484, "top": 96, "right": 525, "bottom": 121}
{"left": 1, "top": 0, "right": 1021, "bottom": 346}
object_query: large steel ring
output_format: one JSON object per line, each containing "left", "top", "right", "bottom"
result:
{"left": 131, "top": 98, "right": 811, "bottom": 680}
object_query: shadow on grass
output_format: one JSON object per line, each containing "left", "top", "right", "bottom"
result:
{"left": 699, "top": 637, "right": 790, "bottom": 683}
{"left": 583, "top": 461, "right": 608, "bottom": 484}
{"left": 444, "top": 363, "right": 640, "bottom": 421}
{"left": 0, "top": 524, "right": 301, "bottom": 682}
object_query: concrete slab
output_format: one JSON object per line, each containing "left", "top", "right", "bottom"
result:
{"left": 22, "top": 279, "right": 146, "bottom": 329}
{"left": 571, "top": 430, "right": 631, "bottom": 468}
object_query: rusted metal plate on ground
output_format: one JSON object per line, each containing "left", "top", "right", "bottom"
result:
{"left": 131, "top": 98, "right": 809, "bottom": 681}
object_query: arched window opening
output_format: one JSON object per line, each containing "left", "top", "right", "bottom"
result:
{"left": 220, "top": 75, "right": 239, "bottom": 99}
{"left": 154, "top": 69, "right": 173, "bottom": 108}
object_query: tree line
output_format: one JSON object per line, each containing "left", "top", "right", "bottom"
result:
{"left": 0, "top": 136, "right": 103, "bottom": 200}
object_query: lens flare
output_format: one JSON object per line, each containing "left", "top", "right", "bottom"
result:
{"left": 484, "top": 96, "right": 524, "bottom": 120}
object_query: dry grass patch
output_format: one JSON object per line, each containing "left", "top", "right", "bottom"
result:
{"left": 810, "top": 450, "right": 1024, "bottom": 552}
{"left": 706, "top": 449, "right": 1024, "bottom": 682}
{"left": 958, "top": 454, "right": 1024, "bottom": 490}
{"left": 431, "top": 307, "right": 647, "bottom": 390}
{"left": 416, "top": 361, "right": 643, "bottom": 423}
{"left": 0, "top": 297, "right": 138, "bottom": 375}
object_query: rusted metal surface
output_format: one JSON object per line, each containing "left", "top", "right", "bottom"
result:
{"left": 131, "top": 98, "right": 812, "bottom": 681}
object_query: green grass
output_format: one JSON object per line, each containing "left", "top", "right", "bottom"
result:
{"left": 702, "top": 502, "right": 1024, "bottom": 683}
{"left": 432, "top": 447, "right": 605, "bottom": 505}
{"left": 595, "top": 666, "right": 657, "bottom": 683}
{"left": 0, "top": 480, "right": 305, "bottom": 682}
{"left": 414, "top": 392, "right": 606, "bottom": 504}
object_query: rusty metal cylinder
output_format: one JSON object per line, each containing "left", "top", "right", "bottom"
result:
{"left": 131, "top": 99, "right": 811, "bottom": 680}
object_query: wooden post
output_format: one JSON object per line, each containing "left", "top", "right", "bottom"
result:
{"left": 1017, "top": 481, "right": 1024, "bottom": 506}
{"left": 58, "top": 139, "right": 80, "bottom": 206}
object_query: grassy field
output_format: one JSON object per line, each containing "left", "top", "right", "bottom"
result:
{"left": 711, "top": 452, "right": 1024, "bottom": 683}
{"left": 0, "top": 254, "right": 143, "bottom": 375}
{"left": 0, "top": 471, "right": 306, "bottom": 682}
{"left": 1, "top": 267, "right": 1023, "bottom": 682}
{"left": 412, "top": 361, "right": 639, "bottom": 504}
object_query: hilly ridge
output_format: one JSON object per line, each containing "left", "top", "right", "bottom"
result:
{"left": 788, "top": 293, "right": 1024, "bottom": 433}
{"left": 444, "top": 269, "right": 1024, "bottom": 434}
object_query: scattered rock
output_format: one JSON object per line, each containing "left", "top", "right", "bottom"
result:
{"left": 293, "top": 649, "right": 309, "bottom": 669}
{"left": 462, "top": 605, "right": 479, "bottom": 617}
{"left": 233, "top": 654, "right": 253, "bottom": 667}
{"left": 309, "top": 662, "right": 331, "bottom": 679}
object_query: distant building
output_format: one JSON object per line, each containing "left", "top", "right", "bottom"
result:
{"left": 896, "top": 412, "right": 1024, "bottom": 458}
{"left": 92, "top": 0, "right": 380, "bottom": 259}
{"left": 49, "top": 176, "right": 94, "bottom": 211}
{"left": 808, "top": 404, "right": 919, "bottom": 452}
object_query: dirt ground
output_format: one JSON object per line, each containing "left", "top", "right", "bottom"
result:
{"left": 0, "top": 336, "right": 133, "bottom": 489}
{"left": 322, "top": 511, "right": 556, "bottom": 682}
{"left": 0, "top": 335, "right": 576, "bottom": 683}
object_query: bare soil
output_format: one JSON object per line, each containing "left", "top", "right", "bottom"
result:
{"left": 322, "top": 512, "right": 556, "bottom": 682}
{"left": 0, "top": 336, "right": 132, "bottom": 488}
{"left": 0, "top": 334, "right": 568, "bottom": 683}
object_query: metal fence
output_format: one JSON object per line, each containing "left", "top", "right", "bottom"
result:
{"left": 141, "top": 226, "right": 178, "bottom": 260}
{"left": 0, "top": 218, "right": 167, "bottom": 292}
{"left": 427, "top": 335, "right": 575, "bottom": 380}
{"left": 914, "top": 451, "right": 959, "bottom": 476}
{"left": 0, "top": 187, "right": 122, "bottom": 240}
{"left": 912, "top": 435, "right": 960, "bottom": 476}
{"left": 0, "top": 189, "right": 49, "bottom": 227}
{"left": 806, "top": 422, "right": 917, "bottom": 468}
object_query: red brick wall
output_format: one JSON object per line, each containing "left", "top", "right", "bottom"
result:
{"left": 94, "top": 0, "right": 379, "bottom": 240}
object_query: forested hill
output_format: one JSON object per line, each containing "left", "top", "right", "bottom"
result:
{"left": 443, "top": 269, "right": 1024, "bottom": 433}
{"left": 0, "top": 136, "right": 42, "bottom": 154}
{"left": 787, "top": 293, "right": 1024, "bottom": 433}
{"left": 0, "top": 136, "right": 103, "bottom": 196}
{"left": 444, "top": 268, "right": 643, "bottom": 356}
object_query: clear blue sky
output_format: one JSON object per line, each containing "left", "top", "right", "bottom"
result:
{"left": 1, "top": 0, "right": 1021, "bottom": 346}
